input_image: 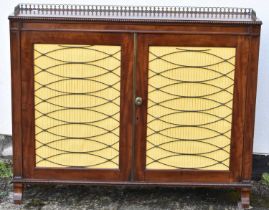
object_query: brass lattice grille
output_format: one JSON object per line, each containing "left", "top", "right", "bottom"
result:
{"left": 34, "top": 44, "right": 121, "bottom": 168}
{"left": 146, "top": 47, "right": 236, "bottom": 170}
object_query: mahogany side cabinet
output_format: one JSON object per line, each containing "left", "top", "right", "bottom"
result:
{"left": 9, "top": 4, "right": 262, "bottom": 208}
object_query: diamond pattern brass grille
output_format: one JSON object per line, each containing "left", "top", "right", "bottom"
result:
{"left": 146, "top": 47, "right": 236, "bottom": 170}
{"left": 34, "top": 44, "right": 121, "bottom": 168}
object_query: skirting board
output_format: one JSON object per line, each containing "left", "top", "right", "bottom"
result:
{"left": 252, "top": 154, "right": 269, "bottom": 180}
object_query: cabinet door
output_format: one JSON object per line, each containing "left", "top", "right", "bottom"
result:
{"left": 135, "top": 34, "right": 249, "bottom": 183}
{"left": 21, "top": 31, "right": 133, "bottom": 181}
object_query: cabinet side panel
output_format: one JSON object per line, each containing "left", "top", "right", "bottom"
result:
{"left": 146, "top": 46, "right": 236, "bottom": 170}
{"left": 34, "top": 44, "right": 121, "bottom": 169}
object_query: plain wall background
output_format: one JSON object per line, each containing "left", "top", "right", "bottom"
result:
{"left": 0, "top": 0, "right": 268, "bottom": 154}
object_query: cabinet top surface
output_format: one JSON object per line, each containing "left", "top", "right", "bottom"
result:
{"left": 9, "top": 3, "right": 261, "bottom": 25}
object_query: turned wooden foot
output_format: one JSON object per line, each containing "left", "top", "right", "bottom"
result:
{"left": 13, "top": 183, "right": 23, "bottom": 204}
{"left": 238, "top": 188, "right": 250, "bottom": 209}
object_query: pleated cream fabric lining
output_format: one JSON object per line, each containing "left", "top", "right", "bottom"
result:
{"left": 34, "top": 44, "right": 121, "bottom": 168}
{"left": 146, "top": 47, "right": 236, "bottom": 170}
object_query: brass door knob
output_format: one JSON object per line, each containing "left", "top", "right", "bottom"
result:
{"left": 135, "top": 97, "right": 143, "bottom": 106}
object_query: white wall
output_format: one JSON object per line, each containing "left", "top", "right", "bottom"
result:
{"left": 0, "top": 0, "right": 268, "bottom": 154}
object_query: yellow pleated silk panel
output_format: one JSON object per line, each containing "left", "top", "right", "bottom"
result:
{"left": 34, "top": 44, "right": 121, "bottom": 168}
{"left": 147, "top": 47, "right": 236, "bottom": 170}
